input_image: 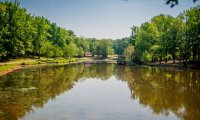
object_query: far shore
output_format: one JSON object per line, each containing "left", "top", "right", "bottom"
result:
{"left": 1, "top": 57, "right": 199, "bottom": 77}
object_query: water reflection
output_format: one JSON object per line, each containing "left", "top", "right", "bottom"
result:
{"left": 0, "top": 64, "right": 199, "bottom": 120}
{"left": 114, "top": 66, "right": 200, "bottom": 120}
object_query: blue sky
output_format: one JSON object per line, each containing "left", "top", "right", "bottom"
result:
{"left": 15, "top": 0, "right": 199, "bottom": 39}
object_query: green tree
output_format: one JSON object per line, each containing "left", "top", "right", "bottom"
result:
{"left": 166, "top": 17, "right": 184, "bottom": 63}
{"left": 88, "top": 38, "right": 99, "bottom": 56}
{"left": 42, "top": 41, "right": 55, "bottom": 57}
{"left": 184, "top": 7, "right": 200, "bottom": 62}
{"left": 77, "top": 47, "right": 84, "bottom": 57}
{"left": 123, "top": 45, "right": 134, "bottom": 61}
{"left": 0, "top": 1, "right": 34, "bottom": 59}
{"left": 33, "top": 16, "right": 50, "bottom": 58}
{"left": 113, "top": 38, "right": 129, "bottom": 55}
{"left": 63, "top": 43, "right": 78, "bottom": 58}
{"left": 99, "top": 39, "right": 114, "bottom": 58}
{"left": 48, "top": 23, "right": 69, "bottom": 48}
{"left": 0, "top": 2, "right": 8, "bottom": 60}
{"left": 135, "top": 21, "right": 160, "bottom": 62}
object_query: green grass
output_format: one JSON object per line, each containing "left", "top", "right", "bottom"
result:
{"left": 0, "top": 56, "right": 116, "bottom": 73}
{"left": 0, "top": 64, "right": 17, "bottom": 72}
{"left": 21, "top": 61, "right": 44, "bottom": 65}
{"left": 18, "top": 58, "right": 79, "bottom": 65}
{"left": 0, "top": 58, "right": 79, "bottom": 73}
{"left": 38, "top": 58, "right": 79, "bottom": 63}
{"left": 0, "top": 57, "right": 107, "bottom": 72}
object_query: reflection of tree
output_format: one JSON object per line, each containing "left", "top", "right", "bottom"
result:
{"left": 114, "top": 66, "right": 200, "bottom": 120}
{"left": 0, "top": 64, "right": 199, "bottom": 120}
{"left": 0, "top": 63, "right": 114, "bottom": 120}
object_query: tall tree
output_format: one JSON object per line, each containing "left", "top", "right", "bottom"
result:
{"left": 33, "top": 16, "right": 50, "bottom": 58}
{"left": 184, "top": 7, "right": 200, "bottom": 62}
{"left": 99, "top": 39, "right": 114, "bottom": 58}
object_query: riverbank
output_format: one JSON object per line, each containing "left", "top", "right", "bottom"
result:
{"left": 0, "top": 56, "right": 117, "bottom": 76}
{"left": 116, "top": 59, "right": 200, "bottom": 70}
{"left": 0, "top": 57, "right": 77, "bottom": 76}
{"left": 0, "top": 65, "right": 22, "bottom": 76}
{"left": 146, "top": 61, "right": 200, "bottom": 69}
{"left": 1, "top": 57, "right": 199, "bottom": 77}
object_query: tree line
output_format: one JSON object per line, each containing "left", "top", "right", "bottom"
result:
{"left": 0, "top": 1, "right": 199, "bottom": 64}
{"left": 0, "top": 1, "right": 114, "bottom": 61}
{"left": 113, "top": 6, "right": 200, "bottom": 64}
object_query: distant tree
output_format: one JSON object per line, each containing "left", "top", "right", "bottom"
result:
{"left": 113, "top": 37, "right": 131, "bottom": 55}
{"left": 123, "top": 45, "right": 134, "bottom": 61}
{"left": 99, "top": 39, "right": 114, "bottom": 58}
{"left": 130, "top": 25, "right": 139, "bottom": 45}
{"left": 77, "top": 47, "right": 84, "bottom": 57}
{"left": 88, "top": 38, "right": 99, "bottom": 56}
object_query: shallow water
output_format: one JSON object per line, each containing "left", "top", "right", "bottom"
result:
{"left": 0, "top": 63, "right": 199, "bottom": 120}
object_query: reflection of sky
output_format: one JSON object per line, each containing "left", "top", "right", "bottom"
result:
{"left": 23, "top": 76, "right": 177, "bottom": 120}
{"left": 15, "top": 0, "right": 198, "bottom": 39}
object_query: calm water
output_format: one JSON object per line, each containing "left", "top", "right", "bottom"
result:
{"left": 0, "top": 63, "right": 200, "bottom": 120}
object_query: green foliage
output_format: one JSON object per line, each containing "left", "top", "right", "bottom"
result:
{"left": 0, "top": 1, "right": 199, "bottom": 64}
{"left": 99, "top": 39, "right": 114, "bottom": 58}
{"left": 115, "top": 6, "right": 200, "bottom": 64}
{"left": 88, "top": 38, "right": 99, "bottom": 56}
{"left": 141, "top": 51, "right": 152, "bottom": 62}
{"left": 33, "top": 16, "right": 50, "bottom": 57}
{"left": 0, "top": 1, "right": 33, "bottom": 59}
{"left": 77, "top": 47, "right": 84, "bottom": 57}
{"left": 63, "top": 43, "right": 78, "bottom": 58}
{"left": 0, "top": 1, "right": 81, "bottom": 60}
{"left": 123, "top": 45, "right": 134, "bottom": 61}
{"left": 42, "top": 41, "right": 55, "bottom": 57}
{"left": 184, "top": 7, "right": 200, "bottom": 61}
{"left": 113, "top": 38, "right": 130, "bottom": 55}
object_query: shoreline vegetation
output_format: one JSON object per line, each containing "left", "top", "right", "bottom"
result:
{"left": 0, "top": 56, "right": 117, "bottom": 76}
{"left": 1, "top": 56, "right": 199, "bottom": 77}
{"left": 0, "top": 1, "right": 199, "bottom": 74}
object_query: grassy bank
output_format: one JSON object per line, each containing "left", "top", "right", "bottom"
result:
{"left": 0, "top": 64, "right": 18, "bottom": 72}
{"left": 0, "top": 56, "right": 117, "bottom": 76}
{"left": 0, "top": 64, "right": 22, "bottom": 76}
{"left": 0, "top": 57, "right": 79, "bottom": 74}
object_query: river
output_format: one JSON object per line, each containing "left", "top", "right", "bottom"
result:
{"left": 0, "top": 63, "right": 199, "bottom": 120}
